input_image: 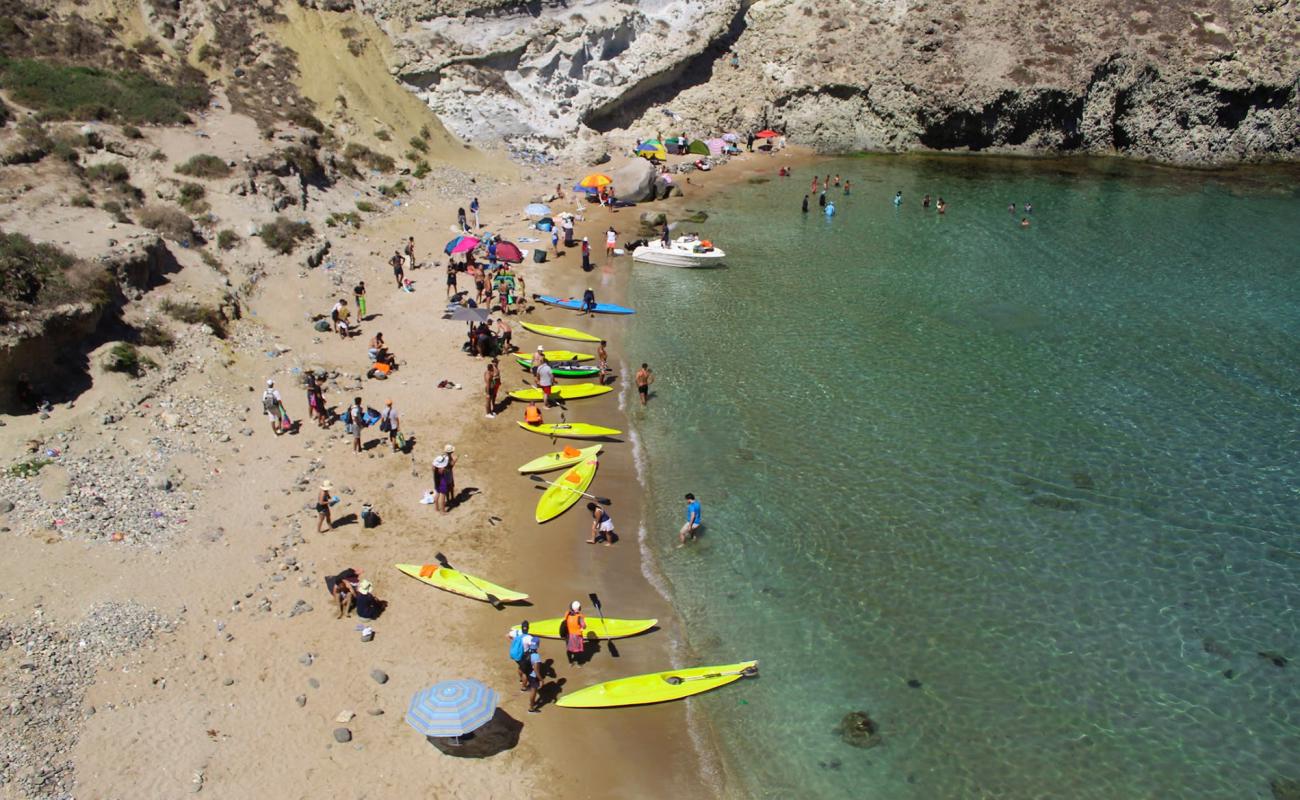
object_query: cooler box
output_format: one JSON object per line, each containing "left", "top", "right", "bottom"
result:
{"left": 532, "top": 249, "right": 548, "bottom": 264}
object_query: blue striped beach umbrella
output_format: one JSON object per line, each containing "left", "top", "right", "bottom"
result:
{"left": 406, "top": 680, "right": 498, "bottom": 738}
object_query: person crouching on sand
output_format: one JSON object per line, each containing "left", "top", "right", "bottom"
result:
{"left": 587, "top": 502, "right": 615, "bottom": 546}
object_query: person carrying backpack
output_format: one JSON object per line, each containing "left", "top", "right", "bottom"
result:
{"left": 509, "top": 622, "right": 532, "bottom": 689}
{"left": 262, "top": 380, "right": 285, "bottom": 435}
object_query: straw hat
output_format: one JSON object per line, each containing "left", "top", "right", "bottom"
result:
{"left": 320, "top": 480, "right": 333, "bottom": 490}
{"left": 433, "top": 455, "right": 449, "bottom": 468}
{"left": 444, "top": 444, "right": 455, "bottom": 453}
{"left": 356, "top": 580, "right": 373, "bottom": 595}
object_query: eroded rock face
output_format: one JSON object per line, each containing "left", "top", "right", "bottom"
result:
{"left": 367, "top": 0, "right": 1296, "bottom": 165}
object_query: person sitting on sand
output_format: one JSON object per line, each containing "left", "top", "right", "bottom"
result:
{"left": 369, "top": 332, "right": 395, "bottom": 367}
{"left": 524, "top": 401, "right": 544, "bottom": 426}
{"left": 325, "top": 567, "right": 359, "bottom": 617}
{"left": 353, "top": 579, "right": 386, "bottom": 620}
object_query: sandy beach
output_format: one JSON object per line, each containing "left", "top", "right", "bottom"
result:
{"left": 0, "top": 88, "right": 811, "bottom": 797}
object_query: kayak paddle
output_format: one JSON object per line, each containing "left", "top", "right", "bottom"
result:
{"left": 662, "top": 664, "right": 759, "bottom": 685}
{"left": 527, "top": 473, "right": 611, "bottom": 505}
{"left": 434, "top": 552, "right": 502, "bottom": 609}
{"left": 588, "top": 592, "right": 618, "bottom": 658}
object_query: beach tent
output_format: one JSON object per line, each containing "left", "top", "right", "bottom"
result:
{"left": 687, "top": 139, "right": 710, "bottom": 155}
{"left": 636, "top": 140, "right": 667, "bottom": 161}
{"left": 493, "top": 241, "right": 524, "bottom": 264}
{"left": 705, "top": 138, "right": 726, "bottom": 155}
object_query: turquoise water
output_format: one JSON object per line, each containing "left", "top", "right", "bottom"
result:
{"left": 626, "top": 157, "right": 1300, "bottom": 799}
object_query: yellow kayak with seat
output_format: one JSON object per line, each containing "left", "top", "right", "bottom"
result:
{"left": 517, "top": 444, "right": 602, "bottom": 474}
{"left": 521, "top": 321, "right": 601, "bottom": 343}
{"left": 519, "top": 350, "right": 594, "bottom": 363}
{"left": 511, "top": 618, "right": 658, "bottom": 639}
{"left": 535, "top": 456, "right": 598, "bottom": 522}
{"left": 517, "top": 421, "right": 622, "bottom": 439}
{"left": 395, "top": 563, "right": 528, "bottom": 603}
{"left": 556, "top": 660, "right": 759, "bottom": 708}
{"left": 510, "top": 383, "right": 612, "bottom": 402}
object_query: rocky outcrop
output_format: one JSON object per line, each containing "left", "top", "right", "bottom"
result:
{"left": 366, "top": 0, "right": 1297, "bottom": 166}
{"left": 609, "top": 158, "right": 656, "bottom": 202}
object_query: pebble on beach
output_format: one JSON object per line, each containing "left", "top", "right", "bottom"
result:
{"left": 370, "top": 668, "right": 389, "bottom": 685}
{"left": 333, "top": 728, "right": 352, "bottom": 743}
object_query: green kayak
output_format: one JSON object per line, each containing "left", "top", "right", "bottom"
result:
{"left": 515, "top": 356, "right": 600, "bottom": 378}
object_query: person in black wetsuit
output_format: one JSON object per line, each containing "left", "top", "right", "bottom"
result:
{"left": 802, "top": 195, "right": 809, "bottom": 213}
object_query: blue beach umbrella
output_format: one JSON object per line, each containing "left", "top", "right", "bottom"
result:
{"left": 524, "top": 203, "right": 552, "bottom": 217}
{"left": 406, "top": 679, "right": 498, "bottom": 738}
{"left": 572, "top": 183, "right": 599, "bottom": 194}
{"left": 444, "top": 235, "right": 480, "bottom": 255}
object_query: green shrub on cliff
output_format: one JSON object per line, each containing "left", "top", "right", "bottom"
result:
{"left": 0, "top": 58, "right": 209, "bottom": 124}
{"left": 259, "top": 217, "right": 314, "bottom": 255}
{"left": 175, "top": 154, "right": 232, "bottom": 178}
{"left": 0, "top": 230, "right": 76, "bottom": 306}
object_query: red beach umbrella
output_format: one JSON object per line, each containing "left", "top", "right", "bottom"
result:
{"left": 755, "top": 129, "right": 780, "bottom": 139}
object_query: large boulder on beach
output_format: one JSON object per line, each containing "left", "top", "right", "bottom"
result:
{"left": 610, "top": 159, "right": 657, "bottom": 203}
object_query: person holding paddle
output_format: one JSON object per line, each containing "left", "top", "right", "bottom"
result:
{"left": 563, "top": 601, "right": 587, "bottom": 667}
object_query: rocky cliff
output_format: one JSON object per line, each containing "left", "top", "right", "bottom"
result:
{"left": 354, "top": 0, "right": 1297, "bottom": 165}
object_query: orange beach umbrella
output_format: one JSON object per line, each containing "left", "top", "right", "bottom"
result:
{"left": 579, "top": 174, "right": 612, "bottom": 189}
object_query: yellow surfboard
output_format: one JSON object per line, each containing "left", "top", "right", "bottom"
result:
{"left": 521, "top": 322, "right": 601, "bottom": 343}
{"left": 535, "top": 456, "right": 598, "bottom": 523}
{"left": 510, "top": 383, "right": 612, "bottom": 402}
{"left": 395, "top": 564, "right": 528, "bottom": 603}
{"left": 557, "top": 661, "right": 759, "bottom": 708}
{"left": 517, "top": 444, "right": 602, "bottom": 474}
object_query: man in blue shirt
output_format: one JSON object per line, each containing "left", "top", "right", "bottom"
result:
{"left": 679, "top": 493, "right": 702, "bottom": 546}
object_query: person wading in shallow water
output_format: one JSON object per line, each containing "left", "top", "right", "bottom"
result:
{"left": 635, "top": 363, "right": 654, "bottom": 406}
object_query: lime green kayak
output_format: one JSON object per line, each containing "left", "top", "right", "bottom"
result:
{"left": 510, "top": 383, "right": 612, "bottom": 402}
{"left": 535, "top": 456, "right": 598, "bottom": 522}
{"left": 395, "top": 563, "right": 528, "bottom": 603}
{"left": 521, "top": 350, "right": 594, "bottom": 363}
{"left": 557, "top": 661, "right": 759, "bottom": 708}
{"left": 517, "top": 444, "right": 602, "bottom": 474}
{"left": 511, "top": 617, "right": 658, "bottom": 640}
{"left": 516, "top": 356, "right": 600, "bottom": 378}
{"left": 517, "top": 421, "right": 622, "bottom": 439}
{"left": 521, "top": 321, "right": 601, "bottom": 342}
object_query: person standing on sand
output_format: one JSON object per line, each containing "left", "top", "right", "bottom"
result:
{"left": 581, "top": 237, "right": 591, "bottom": 271}
{"left": 380, "top": 399, "right": 400, "bottom": 452}
{"left": 353, "top": 281, "right": 367, "bottom": 320}
{"left": 457, "top": 207, "right": 469, "bottom": 233}
{"left": 443, "top": 444, "right": 458, "bottom": 502}
{"left": 316, "top": 480, "right": 335, "bottom": 533}
{"left": 470, "top": 197, "right": 481, "bottom": 228}
{"left": 635, "top": 363, "right": 654, "bottom": 406}
{"left": 597, "top": 340, "right": 609, "bottom": 385}
{"left": 605, "top": 226, "right": 617, "bottom": 263}
{"left": 496, "top": 317, "right": 514, "bottom": 352}
{"left": 446, "top": 261, "right": 458, "bottom": 299}
{"left": 679, "top": 493, "right": 702, "bottom": 546}
{"left": 262, "top": 379, "right": 284, "bottom": 435}
{"left": 405, "top": 236, "right": 416, "bottom": 269}
{"left": 586, "top": 502, "right": 615, "bottom": 545}
{"left": 563, "top": 601, "right": 587, "bottom": 666}
{"left": 562, "top": 215, "right": 575, "bottom": 247}
{"left": 525, "top": 635, "right": 544, "bottom": 713}
{"left": 390, "top": 250, "right": 405, "bottom": 289}
{"left": 509, "top": 623, "right": 533, "bottom": 689}
{"left": 536, "top": 360, "right": 556, "bottom": 407}
{"left": 484, "top": 358, "right": 501, "bottom": 418}
{"left": 580, "top": 287, "right": 597, "bottom": 316}
{"left": 551, "top": 227, "right": 560, "bottom": 257}
{"left": 347, "top": 396, "right": 364, "bottom": 453}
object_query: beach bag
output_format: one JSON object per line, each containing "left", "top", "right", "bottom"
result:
{"left": 395, "top": 431, "right": 407, "bottom": 451}
{"left": 313, "top": 319, "right": 331, "bottom": 332}
{"left": 363, "top": 408, "right": 381, "bottom": 427}
{"left": 361, "top": 504, "right": 379, "bottom": 528}
{"left": 279, "top": 406, "right": 292, "bottom": 430}
{"left": 379, "top": 413, "right": 391, "bottom": 433}
{"left": 509, "top": 632, "right": 526, "bottom": 661}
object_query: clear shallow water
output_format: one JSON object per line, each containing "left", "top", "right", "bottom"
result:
{"left": 626, "top": 157, "right": 1300, "bottom": 799}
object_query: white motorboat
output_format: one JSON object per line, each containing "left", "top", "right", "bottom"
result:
{"left": 631, "top": 236, "right": 726, "bottom": 268}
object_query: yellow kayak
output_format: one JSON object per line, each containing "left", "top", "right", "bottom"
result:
{"left": 520, "top": 350, "right": 594, "bottom": 363}
{"left": 510, "top": 383, "right": 612, "bottom": 402}
{"left": 395, "top": 563, "right": 528, "bottom": 603}
{"left": 511, "top": 618, "right": 658, "bottom": 640}
{"left": 536, "top": 456, "right": 598, "bottom": 522}
{"left": 521, "top": 321, "right": 601, "bottom": 343}
{"left": 557, "top": 661, "right": 759, "bottom": 708}
{"left": 517, "top": 444, "right": 602, "bottom": 474}
{"left": 517, "top": 421, "right": 622, "bottom": 439}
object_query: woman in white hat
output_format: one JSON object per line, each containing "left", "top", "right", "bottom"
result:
{"left": 443, "top": 444, "right": 458, "bottom": 503}
{"left": 432, "top": 455, "right": 451, "bottom": 513}
{"left": 562, "top": 601, "right": 587, "bottom": 667}
{"left": 316, "top": 480, "right": 334, "bottom": 533}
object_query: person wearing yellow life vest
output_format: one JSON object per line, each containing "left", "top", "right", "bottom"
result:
{"left": 563, "top": 601, "right": 587, "bottom": 667}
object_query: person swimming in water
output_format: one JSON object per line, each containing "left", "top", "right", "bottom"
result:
{"left": 1020, "top": 217, "right": 1030, "bottom": 228}
{"left": 923, "top": 193, "right": 931, "bottom": 209}
{"left": 844, "top": 180, "right": 851, "bottom": 195}
{"left": 818, "top": 190, "right": 827, "bottom": 207}
{"left": 802, "top": 194, "right": 809, "bottom": 213}
{"left": 893, "top": 191, "right": 903, "bottom": 206}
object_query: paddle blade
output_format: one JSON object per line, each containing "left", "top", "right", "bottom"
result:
{"left": 434, "top": 552, "right": 450, "bottom": 567}
{"left": 588, "top": 592, "right": 601, "bottom": 608}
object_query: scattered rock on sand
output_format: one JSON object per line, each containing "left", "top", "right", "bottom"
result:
{"left": 296, "top": 694, "right": 307, "bottom": 707}
{"left": 370, "top": 668, "right": 389, "bottom": 685}
{"left": 299, "top": 653, "right": 314, "bottom": 666}
{"left": 289, "top": 600, "right": 313, "bottom": 617}
{"left": 333, "top": 728, "right": 352, "bottom": 743}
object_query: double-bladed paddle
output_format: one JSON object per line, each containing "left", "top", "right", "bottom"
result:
{"left": 434, "top": 551, "right": 502, "bottom": 609}
{"left": 588, "top": 592, "right": 618, "bottom": 658}
{"left": 527, "top": 473, "right": 611, "bottom": 505}
{"left": 662, "top": 664, "right": 759, "bottom": 685}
